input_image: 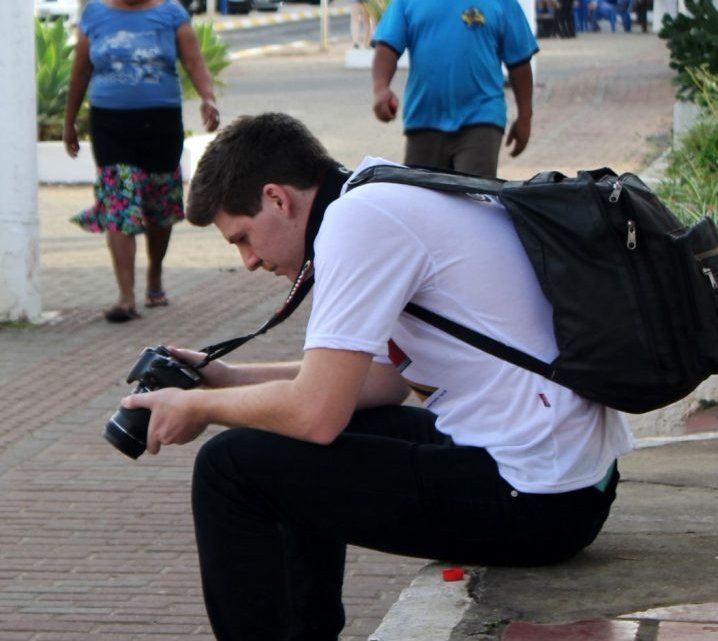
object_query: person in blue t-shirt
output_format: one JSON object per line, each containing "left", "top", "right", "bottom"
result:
{"left": 372, "top": 0, "right": 539, "bottom": 178}
{"left": 63, "top": 0, "right": 220, "bottom": 322}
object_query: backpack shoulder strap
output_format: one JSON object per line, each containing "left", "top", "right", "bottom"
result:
{"left": 346, "top": 164, "right": 555, "bottom": 379}
{"left": 345, "top": 164, "right": 506, "bottom": 196}
{"left": 404, "top": 303, "right": 555, "bottom": 380}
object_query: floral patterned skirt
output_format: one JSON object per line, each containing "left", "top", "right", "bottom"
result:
{"left": 71, "top": 164, "right": 184, "bottom": 236}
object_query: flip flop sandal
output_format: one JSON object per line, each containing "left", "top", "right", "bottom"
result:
{"left": 104, "top": 306, "right": 141, "bottom": 323}
{"left": 145, "top": 290, "right": 169, "bottom": 308}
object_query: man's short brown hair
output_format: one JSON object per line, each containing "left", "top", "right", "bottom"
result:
{"left": 187, "top": 113, "right": 337, "bottom": 226}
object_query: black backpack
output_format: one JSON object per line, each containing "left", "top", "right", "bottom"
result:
{"left": 345, "top": 164, "right": 718, "bottom": 414}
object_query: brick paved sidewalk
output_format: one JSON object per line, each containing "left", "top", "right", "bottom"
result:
{"left": 2, "top": 196, "right": 427, "bottom": 640}
{"left": 0, "top": 31, "right": 677, "bottom": 641}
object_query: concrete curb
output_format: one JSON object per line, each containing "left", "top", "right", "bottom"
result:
{"left": 369, "top": 433, "right": 718, "bottom": 641}
{"left": 368, "top": 563, "right": 473, "bottom": 641}
{"left": 624, "top": 372, "right": 718, "bottom": 439}
{"left": 200, "top": 5, "right": 350, "bottom": 31}
{"left": 364, "top": 148, "right": 718, "bottom": 639}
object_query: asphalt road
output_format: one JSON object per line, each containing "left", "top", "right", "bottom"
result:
{"left": 219, "top": 13, "right": 351, "bottom": 51}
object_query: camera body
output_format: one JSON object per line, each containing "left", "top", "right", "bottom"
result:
{"left": 103, "top": 345, "right": 202, "bottom": 459}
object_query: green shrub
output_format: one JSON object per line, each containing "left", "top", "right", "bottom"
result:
{"left": 658, "top": 0, "right": 718, "bottom": 101}
{"left": 35, "top": 18, "right": 88, "bottom": 141}
{"left": 178, "top": 22, "right": 231, "bottom": 101}
{"left": 656, "top": 66, "right": 718, "bottom": 224}
{"left": 366, "top": 0, "right": 389, "bottom": 23}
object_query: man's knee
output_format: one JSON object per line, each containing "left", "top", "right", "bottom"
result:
{"left": 192, "top": 429, "right": 291, "bottom": 525}
{"left": 193, "top": 429, "right": 276, "bottom": 486}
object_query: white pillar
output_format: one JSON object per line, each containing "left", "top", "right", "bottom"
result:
{"left": 0, "top": 0, "right": 41, "bottom": 321}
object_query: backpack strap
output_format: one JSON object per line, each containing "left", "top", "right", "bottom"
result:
{"left": 404, "top": 303, "right": 556, "bottom": 381}
{"left": 345, "top": 164, "right": 506, "bottom": 196}
{"left": 346, "top": 164, "right": 557, "bottom": 380}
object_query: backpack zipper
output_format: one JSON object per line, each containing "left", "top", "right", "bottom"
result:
{"left": 610, "top": 178, "right": 638, "bottom": 250}
{"left": 626, "top": 219, "right": 637, "bottom": 250}
{"left": 609, "top": 179, "right": 623, "bottom": 203}
{"left": 703, "top": 267, "right": 718, "bottom": 290}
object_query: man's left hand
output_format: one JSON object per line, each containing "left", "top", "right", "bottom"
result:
{"left": 505, "top": 117, "right": 531, "bottom": 157}
{"left": 122, "top": 388, "right": 208, "bottom": 455}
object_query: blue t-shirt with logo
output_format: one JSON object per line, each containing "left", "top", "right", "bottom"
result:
{"left": 373, "top": 0, "right": 538, "bottom": 133}
{"left": 80, "top": 0, "right": 190, "bottom": 109}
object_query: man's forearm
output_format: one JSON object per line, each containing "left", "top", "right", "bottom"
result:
{"left": 372, "top": 43, "right": 399, "bottom": 94}
{"left": 188, "top": 379, "right": 325, "bottom": 440}
{"left": 508, "top": 61, "right": 534, "bottom": 123}
{"left": 218, "top": 361, "right": 302, "bottom": 387}
{"left": 139, "top": 350, "right": 401, "bottom": 453}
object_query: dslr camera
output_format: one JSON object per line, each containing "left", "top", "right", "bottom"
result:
{"left": 103, "top": 345, "right": 202, "bottom": 459}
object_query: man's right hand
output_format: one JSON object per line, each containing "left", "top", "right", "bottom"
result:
{"left": 374, "top": 88, "right": 399, "bottom": 122}
{"left": 63, "top": 124, "right": 80, "bottom": 158}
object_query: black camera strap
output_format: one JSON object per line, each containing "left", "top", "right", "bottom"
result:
{"left": 196, "top": 165, "right": 351, "bottom": 368}
{"left": 196, "top": 259, "right": 315, "bottom": 366}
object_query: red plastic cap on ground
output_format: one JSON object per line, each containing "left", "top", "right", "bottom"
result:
{"left": 442, "top": 567, "right": 465, "bottom": 582}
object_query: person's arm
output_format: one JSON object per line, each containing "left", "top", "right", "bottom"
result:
{"left": 505, "top": 61, "right": 534, "bottom": 157}
{"left": 124, "top": 348, "right": 411, "bottom": 454}
{"left": 168, "top": 347, "right": 303, "bottom": 389}
{"left": 169, "top": 347, "right": 407, "bottom": 407}
{"left": 176, "top": 22, "right": 220, "bottom": 132}
{"left": 357, "top": 359, "right": 411, "bottom": 410}
{"left": 63, "top": 32, "right": 92, "bottom": 158}
{"left": 372, "top": 43, "right": 400, "bottom": 122}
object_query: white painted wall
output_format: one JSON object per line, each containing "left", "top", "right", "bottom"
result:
{"left": 0, "top": 0, "right": 41, "bottom": 321}
{"left": 653, "top": 0, "right": 718, "bottom": 34}
{"left": 37, "top": 136, "right": 217, "bottom": 184}
{"left": 518, "top": 0, "right": 538, "bottom": 34}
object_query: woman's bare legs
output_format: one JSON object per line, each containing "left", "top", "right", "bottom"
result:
{"left": 144, "top": 220, "right": 172, "bottom": 305}
{"left": 350, "top": 2, "right": 372, "bottom": 48}
{"left": 363, "top": 6, "right": 375, "bottom": 48}
{"left": 104, "top": 222, "right": 172, "bottom": 319}
{"left": 106, "top": 230, "right": 137, "bottom": 312}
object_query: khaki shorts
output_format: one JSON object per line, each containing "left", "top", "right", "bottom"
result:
{"left": 404, "top": 125, "right": 504, "bottom": 178}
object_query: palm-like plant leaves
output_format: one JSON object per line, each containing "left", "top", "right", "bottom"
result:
{"left": 178, "top": 22, "right": 231, "bottom": 100}
{"left": 35, "top": 18, "right": 77, "bottom": 140}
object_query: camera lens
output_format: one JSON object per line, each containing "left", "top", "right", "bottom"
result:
{"left": 103, "top": 406, "right": 151, "bottom": 459}
{"left": 103, "top": 345, "right": 202, "bottom": 459}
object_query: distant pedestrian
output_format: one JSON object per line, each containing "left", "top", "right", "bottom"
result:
{"left": 555, "top": 0, "right": 577, "bottom": 37}
{"left": 372, "top": 0, "right": 538, "bottom": 177}
{"left": 589, "top": 0, "right": 632, "bottom": 32}
{"left": 350, "top": 0, "right": 374, "bottom": 49}
{"left": 634, "top": 0, "right": 649, "bottom": 32}
{"left": 63, "top": 0, "right": 220, "bottom": 322}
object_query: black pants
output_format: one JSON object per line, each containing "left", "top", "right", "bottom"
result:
{"left": 192, "top": 405, "right": 618, "bottom": 641}
{"left": 556, "top": 0, "right": 576, "bottom": 37}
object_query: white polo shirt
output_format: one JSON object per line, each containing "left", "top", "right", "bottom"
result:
{"left": 305, "top": 157, "right": 633, "bottom": 493}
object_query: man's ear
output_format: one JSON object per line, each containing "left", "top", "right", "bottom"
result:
{"left": 262, "top": 183, "right": 291, "bottom": 215}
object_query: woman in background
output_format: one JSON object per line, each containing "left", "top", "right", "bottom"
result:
{"left": 63, "top": 0, "right": 220, "bottom": 322}
{"left": 350, "top": 0, "right": 374, "bottom": 49}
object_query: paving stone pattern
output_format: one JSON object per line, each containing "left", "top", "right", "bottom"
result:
{"left": 1, "top": 31, "right": 677, "bottom": 641}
